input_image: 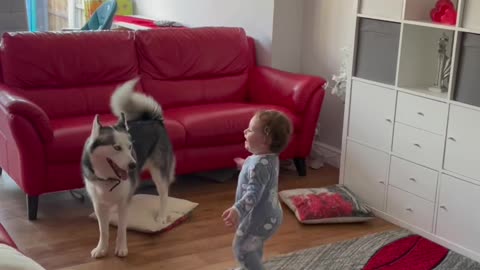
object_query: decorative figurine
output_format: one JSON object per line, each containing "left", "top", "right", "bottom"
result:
{"left": 429, "top": 33, "right": 451, "bottom": 93}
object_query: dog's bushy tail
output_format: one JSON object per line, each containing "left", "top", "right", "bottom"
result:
{"left": 110, "top": 77, "right": 163, "bottom": 122}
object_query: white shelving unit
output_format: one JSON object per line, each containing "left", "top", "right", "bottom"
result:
{"left": 404, "top": 0, "right": 459, "bottom": 24}
{"left": 461, "top": 0, "right": 480, "bottom": 31}
{"left": 359, "top": 0, "right": 403, "bottom": 20}
{"left": 397, "top": 24, "right": 454, "bottom": 99}
{"left": 341, "top": 0, "right": 480, "bottom": 263}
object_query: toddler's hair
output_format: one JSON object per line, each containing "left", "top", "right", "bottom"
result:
{"left": 254, "top": 110, "right": 293, "bottom": 153}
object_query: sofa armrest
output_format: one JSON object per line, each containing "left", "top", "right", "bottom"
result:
{"left": 247, "top": 66, "right": 327, "bottom": 114}
{"left": 0, "top": 91, "right": 53, "bottom": 143}
{"left": 296, "top": 88, "right": 326, "bottom": 157}
{"left": 248, "top": 66, "right": 326, "bottom": 158}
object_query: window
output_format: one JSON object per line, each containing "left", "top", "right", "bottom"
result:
{"left": 74, "top": 0, "right": 85, "bottom": 27}
{"left": 67, "top": 0, "right": 85, "bottom": 28}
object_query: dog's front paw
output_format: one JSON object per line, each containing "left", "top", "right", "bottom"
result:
{"left": 115, "top": 244, "right": 128, "bottom": 257}
{"left": 156, "top": 216, "right": 168, "bottom": 225}
{"left": 154, "top": 212, "right": 169, "bottom": 225}
{"left": 91, "top": 245, "right": 108, "bottom": 259}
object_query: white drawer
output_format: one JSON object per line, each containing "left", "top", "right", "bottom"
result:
{"left": 389, "top": 156, "right": 438, "bottom": 201}
{"left": 387, "top": 186, "right": 434, "bottom": 232}
{"left": 348, "top": 80, "right": 396, "bottom": 151}
{"left": 396, "top": 92, "right": 448, "bottom": 135}
{"left": 444, "top": 105, "right": 480, "bottom": 181}
{"left": 392, "top": 123, "right": 443, "bottom": 169}
{"left": 437, "top": 174, "right": 480, "bottom": 254}
{"left": 344, "top": 140, "right": 389, "bottom": 211}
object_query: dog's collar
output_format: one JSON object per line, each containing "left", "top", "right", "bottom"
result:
{"left": 93, "top": 175, "right": 122, "bottom": 192}
{"left": 83, "top": 159, "right": 124, "bottom": 192}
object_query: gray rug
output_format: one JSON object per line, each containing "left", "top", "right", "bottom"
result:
{"left": 262, "top": 229, "right": 480, "bottom": 270}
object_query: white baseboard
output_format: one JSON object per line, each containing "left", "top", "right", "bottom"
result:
{"left": 311, "top": 142, "right": 341, "bottom": 168}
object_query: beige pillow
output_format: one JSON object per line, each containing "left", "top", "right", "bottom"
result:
{"left": 90, "top": 194, "right": 198, "bottom": 233}
{"left": 0, "top": 244, "right": 46, "bottom": 270}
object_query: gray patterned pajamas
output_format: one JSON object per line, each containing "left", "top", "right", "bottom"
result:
{"left": 232, "top": 154, "right": 283, "bottom": 270}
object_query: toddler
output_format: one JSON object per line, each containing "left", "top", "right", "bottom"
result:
{"left": 222, "top": 110, "right": 293, "bottom": 270}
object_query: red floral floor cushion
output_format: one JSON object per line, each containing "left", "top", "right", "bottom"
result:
{"left": 279, "top": 185, "right": 374, "bottom": 224}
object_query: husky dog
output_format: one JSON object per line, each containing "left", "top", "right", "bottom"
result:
{"left": 82, "top": 78, "right": 175, "bottom": 258}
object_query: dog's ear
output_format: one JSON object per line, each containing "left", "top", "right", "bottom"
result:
{"left": 117, "top": 112, "right": 129, "bottom": 131}
{"left": 91, "top": 114, "right": 102, "bottom": 138}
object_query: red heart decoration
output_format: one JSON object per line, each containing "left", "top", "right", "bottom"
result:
{"left": 441, "top": 8, "right": 457, "bottom": 25}
{"left": 430, "top": 8, "right": 442, "bottom": 22}
{"left": 439, "top": 5, "right": 450, "bottom": 14}
{"left": 430, "top": 0, "right": 456, "bottom": 24}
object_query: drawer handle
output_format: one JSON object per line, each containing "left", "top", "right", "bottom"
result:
{"left": 440, "top": 205, "right": 447, "bottom": 211}
{"left": 417, "top": 112, "right": 424, "bottom": 116}
{"left": 413, "top": 143, "right": 421, "bottom": 148}
{"left": 406, "top": 208, "right": 413, "bottom": 212}
{"left": 379, "top": 180, "right": 385, "bottom": 184}
{"left": 448, "top": 137, "right": 456, "bottom": 142}
{"left": 385, "top": 119, "right": 392, "bottom": 123}
{"left": 409, "top": 177, "right": 417, "bottom": 182}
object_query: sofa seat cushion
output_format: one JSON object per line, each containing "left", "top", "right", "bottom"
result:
{"left": 164, "top": 103, "right": 301, "bottom": 148}
{"left": 46, "top": 114, "right": 186, "bottom": 163}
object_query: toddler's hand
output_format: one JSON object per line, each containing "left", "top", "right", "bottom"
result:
{"left": 222, "top": 207, "right": 239, "bottom": 228}
{"left": 233, "top": 158, "right": 245, "bottom": 170}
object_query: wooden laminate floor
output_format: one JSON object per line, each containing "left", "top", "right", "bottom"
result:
{"left": 0, "top": 165, "right": 397, "bottom": 270}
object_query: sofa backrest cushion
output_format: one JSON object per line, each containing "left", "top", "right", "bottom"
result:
{"left": 0, "top": 31, "right": 138, "bottom": 118}
{"left": 4, "top": 82, "right": 143, "bottom": 119}
{"left": 136, "top": 27, "right": 251, "bottom": 108}
{"left": 1, "top": 31, "right": 137, "bottom": 88}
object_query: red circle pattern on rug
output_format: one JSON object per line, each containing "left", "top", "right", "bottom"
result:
{"left": 363, "top": 235, "right": 449, "bottom": 270}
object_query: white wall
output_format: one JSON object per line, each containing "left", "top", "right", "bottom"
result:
{"left": 272, "top": 0, "right": 304, "bottom": 73}
{"left": 0, "top": 0, "right": 28, "bottom": 35}
{"left": 302, "top": 0, "right": 356, "bottom": 150}
{"left": 133, "top": 0, "right": 275, "bottom": 67}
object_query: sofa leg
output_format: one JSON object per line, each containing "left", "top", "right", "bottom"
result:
{"left": 27, "top": 195, "right": 39, "bottom": 220}
{"left": 293, "top": 158, "right": 307, "bottom": 177}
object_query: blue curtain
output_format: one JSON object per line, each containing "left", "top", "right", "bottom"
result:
{"left": 25, "top": 0, "right": 48, "bottom": 31}
{"left": 25, "top": 0, "right": 37, "bottom": 31}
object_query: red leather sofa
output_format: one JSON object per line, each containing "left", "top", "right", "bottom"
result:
{"left": 0, "top": 223, "right": 16, "bottom": 249}
{"left": 0, "top": 27, "right": 326, "bottom": 220}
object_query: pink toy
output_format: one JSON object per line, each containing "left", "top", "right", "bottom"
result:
{"left": 430, "top": 0, "right": 457, "bottom": 25}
